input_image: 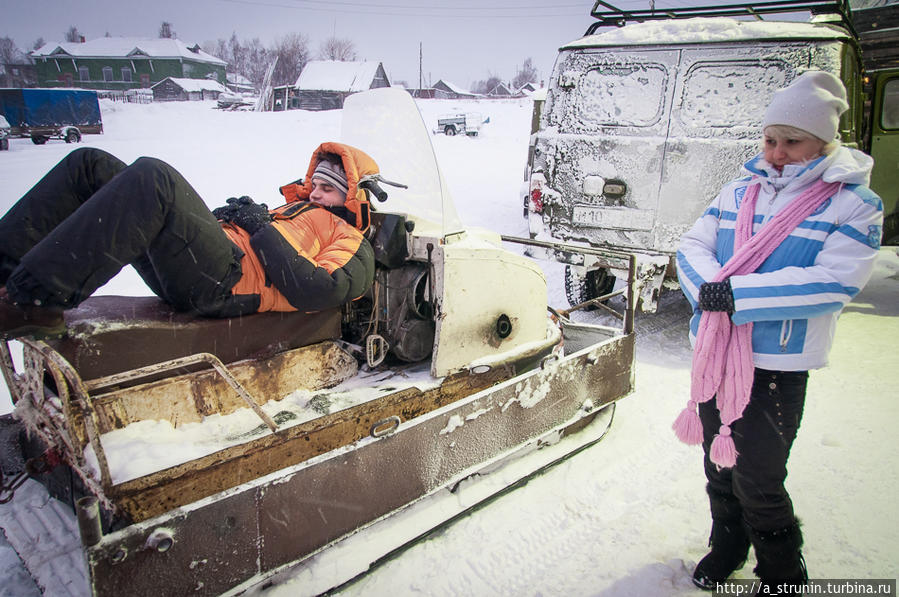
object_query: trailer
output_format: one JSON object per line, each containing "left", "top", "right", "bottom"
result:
{"left": 436, "top": 112, "right": 483, "bottom": 136}
{"left": 0, "top": 88, "right": 103, "bottom": 145}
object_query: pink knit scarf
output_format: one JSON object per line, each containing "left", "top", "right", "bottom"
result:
{"left": 673, "top": 177, "right": 839, "bottom": 467}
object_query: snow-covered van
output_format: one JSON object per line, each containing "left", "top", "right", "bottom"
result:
{"left": 524, "top": 2, "right": 871, "bottom": 311}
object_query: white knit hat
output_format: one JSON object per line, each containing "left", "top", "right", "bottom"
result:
{"left": 762, "top": 71, "right": 849, "bottom": 142}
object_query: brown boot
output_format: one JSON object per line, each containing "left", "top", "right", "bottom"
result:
{"left": 0, "top": 287, "right": 66, "bottom": 340}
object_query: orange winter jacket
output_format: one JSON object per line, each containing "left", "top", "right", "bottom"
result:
{"left": 219, "top": 142, "right": 377, "bottom": 313}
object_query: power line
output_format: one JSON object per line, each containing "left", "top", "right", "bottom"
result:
{"left": 215, "top": 0, "right": 589, "bottom": 18}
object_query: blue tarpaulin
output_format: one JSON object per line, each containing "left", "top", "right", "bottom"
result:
{"left": 0, "top": 89, "right": 102, "bottom": 133}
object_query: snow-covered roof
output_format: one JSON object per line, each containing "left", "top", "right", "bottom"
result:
{"left": 563, "top": 17, "right": 850, "bottom": 49}
{"left": 32, "top": 37, "right": 226, "bottom": 66}
{"left": 151, "top": 77, "right": 229, "bottom": 93}
{"left": 227, "top": 72, "right": 252, "bottom": 86}
{"left": 294, "top": 61, "right": 385, "bottom": 91}
{"left": 435, "top": 79, "right": 473, "bottom": 95}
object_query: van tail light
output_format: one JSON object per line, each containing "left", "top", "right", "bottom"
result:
{"left": 530, "top": 187, "right": 544, "bottom": 213}
{"left": 528, "top": 173, "right": 545, "bottom": 214}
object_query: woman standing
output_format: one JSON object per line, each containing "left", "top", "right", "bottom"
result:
{"left": 674, "top": 71, "right": 883, "bottom": 591}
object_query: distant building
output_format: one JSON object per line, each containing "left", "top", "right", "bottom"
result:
{"left": 0, "top": 62, "right": 38, "bottom": 88}
{"left": 486, "top": 82, "right": 514, "bottom": 97}
{"left": 151, "top": 77, "right": 229, "bottom": 102}
{"left": 226, "top": 72, "right": 255, "bottom": 94}
{"left": 432, "top": 80, "right": 476, "bottom": 99}
{"left": 31, "top": 37, "right": 227, "bottom": 90}
{"left": 292, "top": 60, "right": 390, "bottom": 111}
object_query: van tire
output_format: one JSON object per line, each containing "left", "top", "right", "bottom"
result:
{"left": 0, "top": 138, "right": 8, "bottom": 150}
{"left": 445, "top": 126, "right": 456, "bottom": 136}
{"left": 882, "top": 212, "right": 899, "bottom": 246}
{"left": 65, "top": 129, "right": 81, "bottom": 143}
{"left": 564, "top": 266, "right": 616, "bottom": 309}
{"left": 31, "top": 135, "right": 48, "bottom": 145}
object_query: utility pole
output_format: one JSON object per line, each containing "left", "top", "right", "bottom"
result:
{"left": 418, "top": 42, "right": 423, "bottom": 94}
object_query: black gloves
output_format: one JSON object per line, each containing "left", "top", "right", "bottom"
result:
{"left": 698, "top": 279, "right": 735, "bottom": 313}
{"left": 212, "top": 196, "right": 272, "bottom": 235}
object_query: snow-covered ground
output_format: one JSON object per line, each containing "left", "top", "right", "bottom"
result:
{"left": 1, "top": 97, "right": 897, "bottom": 596}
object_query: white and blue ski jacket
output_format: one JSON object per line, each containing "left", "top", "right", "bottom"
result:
{"left": 676, "top": 146, "right": 883, "bottom": 371}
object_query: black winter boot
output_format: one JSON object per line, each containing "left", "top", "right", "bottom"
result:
{"left": 749, "top": 522, "right": 808, "bottom": 596}
{"left": 0, "top": 286, "right": 66, "bottom": 340}
{"left": 692, "top": 519, "right": 751, "bottom": 590}
{"left": 693, "top": 487, "right": 751, "bottom": 590}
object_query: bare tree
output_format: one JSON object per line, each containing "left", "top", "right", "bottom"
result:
{"left": 318, "top": 36, "right": 357, "bottom": 61}
{"left": 271, "top": 33, "right": 310, "bottom": 87}
{"left": 32, "top": 37, "right": 45, "bottom": 51}
{"left": 0, "top": 37, "right": 21, "bottom": 65}
{"left": 159, "top": 22, "right": 176, "bottom": 39}
{"left": 65, "top": 26, "right": 82, "bottom": 43}
{"left": 472, "top": 74, "right": 503, "bottom": 95}
{"left": 205, "top": 33, "right": 279, "bottom": 90}
{"left": 512, "top": 57, "right": 538, "bottom": 90}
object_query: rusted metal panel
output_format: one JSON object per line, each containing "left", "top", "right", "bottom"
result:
{"left": 47, "top": 296, "right": 342, "bottom": 380}
{"left": 75, "top": 341, "right": 358, "bottom": 436}
{"left": 84, "top": 333, "right": 634, "bottom": 596}
{"left": 86, "top": 490, "right": 259, "bottom": 596}
{"left": 110, "top": 365, "right": 512, "bottom": 522}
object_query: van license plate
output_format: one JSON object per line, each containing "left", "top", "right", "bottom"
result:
{"left": 572, "top": 206, "right": 654, "bottom": 230}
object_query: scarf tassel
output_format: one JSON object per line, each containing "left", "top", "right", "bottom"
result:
{"left": 672, "top": 400, "right": 703, "bottom": 445}
{"left": 709, "top": 425, "right": 738, "bottom": 468}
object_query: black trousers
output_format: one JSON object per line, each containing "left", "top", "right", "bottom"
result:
{"left": 699, "top": 368, "right": 808, "bottom": 532}
{"left": 0, "top": 148, "right": 250, "bottom": 316}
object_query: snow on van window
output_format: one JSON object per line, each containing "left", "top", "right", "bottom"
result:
{"left": 680, "top": 62, "right": 789, "bottom": 128}
{"left": 576, "top": 64, "right": 666, "bottom": 127}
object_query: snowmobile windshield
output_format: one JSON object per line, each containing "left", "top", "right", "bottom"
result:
{"left": 341, "top": 87, "right": 464, "bottom": 236}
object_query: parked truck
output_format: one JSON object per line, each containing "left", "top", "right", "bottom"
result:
{"left": 523, "top": 0, "right": 898, "bottom": 312}
{"left": 0, "top": 88, "right": 103, "bottom": 145}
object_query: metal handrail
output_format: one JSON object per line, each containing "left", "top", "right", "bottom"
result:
{"left": 500, "top": 235, "right": 637, "bottom": 336}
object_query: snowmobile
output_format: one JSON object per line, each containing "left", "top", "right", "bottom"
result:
{"left": 0, "top": 88, "right": 636, "bottom": 596}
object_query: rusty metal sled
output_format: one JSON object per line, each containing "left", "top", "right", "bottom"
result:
{"left": 0, "top": 242, "right": 635, "bottom": 596}
{"left": 0, "top": 88, "right": 637, "bottom": 596}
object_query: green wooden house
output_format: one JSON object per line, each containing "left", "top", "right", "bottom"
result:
{"left": 31, "top": 37, "right": 226, "bottom": 90}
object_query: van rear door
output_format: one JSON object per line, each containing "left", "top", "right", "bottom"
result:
{"left": 658, "top": 46, "right": 805, "bottom": 253}
{"left": 542, "top": 49, "right": 678, "bottom": 251}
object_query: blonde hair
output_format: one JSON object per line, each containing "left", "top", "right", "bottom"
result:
{"left": 762, "top": 124, "right": 840, "bottom": 155}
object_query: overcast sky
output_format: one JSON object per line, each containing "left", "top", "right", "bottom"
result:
{"left": 4, "top": 0, "right": 888, "bottom": 90}
{"left": 3, "top": 0, "right": 601, "bottom": 89}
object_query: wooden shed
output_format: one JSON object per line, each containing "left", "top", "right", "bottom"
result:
{"left": 432, "top": 79, "right": 476, "bottom": 99}
{"left": 292, "top": 61, "right": 390, "bottom": 111}
{"left": 151, "top": 77, "right": 229, "bottom": 102}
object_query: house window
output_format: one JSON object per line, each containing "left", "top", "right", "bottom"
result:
{"left": 60, "top": 73, "right": 73, "bottom": 86}
{"left": 140, "top": 73, "right": 151, "bottom": 88}
{"left": 121, "top": 68, "right": 132, "bottom": 82}
{"left": 103, "top": 67, "right": 114, "bottom": 82}
{"left": 79, "top": 66, "right": 89, "bottom": 81}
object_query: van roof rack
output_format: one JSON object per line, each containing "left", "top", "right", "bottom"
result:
{"left": 586, "top": 0, "right": 855, "bottom": 36}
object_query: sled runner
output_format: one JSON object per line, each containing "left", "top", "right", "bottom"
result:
{"left": 0, "top": 88, "right": 637, "bottom": 596}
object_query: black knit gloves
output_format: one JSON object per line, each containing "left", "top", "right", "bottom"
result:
{"left": 212, "top": 196, "right": 272, "bottom": 235}
{"left": 698, "top": 279, "right": 735, "bottom": 313}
